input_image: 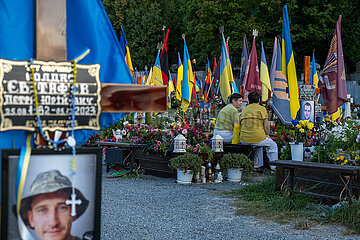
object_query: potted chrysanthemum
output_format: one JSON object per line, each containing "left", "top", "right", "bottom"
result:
{"left": 169, "top": 153, "right": 203, "bottom": 184}
{"left": 219, "top": 153, "right": 253, "bottom": 182}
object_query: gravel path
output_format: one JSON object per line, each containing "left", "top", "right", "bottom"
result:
{"left": 101, "top": 169, "right": 356, "bottom": 240}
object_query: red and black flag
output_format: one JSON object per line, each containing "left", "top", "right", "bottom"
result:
{"left": 160, "top": 29, "right": 170, "bottom": 85}
{"left": 213, "top": 57, "right": 221, "bottom": 94}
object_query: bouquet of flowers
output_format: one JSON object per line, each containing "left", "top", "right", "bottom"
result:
{"left": 186, "top": 142, "right": 214, "bottom": 162}
{"left": 291, "top": 120, "right": 314, "bottom": 145}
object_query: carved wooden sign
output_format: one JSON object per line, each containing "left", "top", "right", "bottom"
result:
{"left": 0, "top": 59, "right": 101, "bottom": 131}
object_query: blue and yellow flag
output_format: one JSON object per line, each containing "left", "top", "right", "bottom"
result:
{"left": 282, "top": 5, "right": 300, "bottom": 120}
{"left": 272, "top": 39, "right": 292, "bottom": 125}
{"left": 181, "top": 39, "right": 194, "bottom": 111}
{"left": 151, "top": 50, "right": 163, "bottom": 86}
{"left": 310, "top": 53, "right": 319, "bottom": 88}
{"left": 168, "top": 73, "right": 175, "bottom": 108}
{"left": 120, "top": 26, "right": 134, "bottom": 77}
{"left": 176, "top": 52, "right": 183, "bottom": 101}
{"left": 260, "top": 42, "right": 271, "bottom": 102}
{"left": 219, "top": 34, "right": 233, "bottom": 104}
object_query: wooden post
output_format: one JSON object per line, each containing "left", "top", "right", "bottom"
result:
{"left": 36, "top": 0, "right": 67, "bottom": 61}
{"left": 303, "top": 56, "right": 310, "bottom": 85}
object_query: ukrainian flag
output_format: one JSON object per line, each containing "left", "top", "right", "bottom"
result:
{"left": 168, "top": 74, "right": 175, "bottom": 108}
{"left": 310, "top": 53, "right": 319, "bottom": 88}
{"left": 260, "top": 42, "right": 271, "bottom": 102}
{"left": 150, "top": 50, "right": 163, "bottom": 86}
{"left": 219, "top": 34, "right": 233, "bottom": 104}
{"left": 181, "top": 39, "right": 194, "bottom": 111}
{"left": 120, "top": 26, "right": 134, "bottom": 77}
{"left": 282, "top": 5, "right": 300, "bottom": 120}
{"left": 176, "top": 52, "right": 183, "bottom": 101}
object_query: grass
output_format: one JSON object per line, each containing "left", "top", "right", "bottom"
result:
{"left": 225, "top": 174, "right": 360, "bottom": 234}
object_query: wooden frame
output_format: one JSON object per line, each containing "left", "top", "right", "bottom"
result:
{"left": 1, "top": 148, "right": 102, "bottom": 240}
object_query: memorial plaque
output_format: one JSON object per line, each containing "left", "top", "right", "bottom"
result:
{"left": 0, "top": 59, "right": 101, "bottom": 131}
{"left": 299, "top": 84, "right": 316, "bottom": 100}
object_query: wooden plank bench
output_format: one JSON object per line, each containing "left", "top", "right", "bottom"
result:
{"left": 270, "top": 160, "right": 360, "bottom": 201}
{"left": 224, "top": 143, "right": 269, "bottom": 168}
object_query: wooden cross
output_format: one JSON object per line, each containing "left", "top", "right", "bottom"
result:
{"left": 65, "top": 193, "right": 82, "bottom": 217}
{"left": 35, "top": 0, "right": 167, "bottom": 146}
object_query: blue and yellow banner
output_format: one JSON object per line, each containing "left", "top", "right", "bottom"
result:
{"left": 219, "top": 34, "right": 233, "bottom": 104}
{"left": 282, "top": 5, "right": 300, "bottom": 120}
{"left": 181, "top": 39, "right": 194, "bottom": 111}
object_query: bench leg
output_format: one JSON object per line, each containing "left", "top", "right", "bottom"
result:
{"left": 289, "top": 168, "right": 294, "bottom": 196}
{"left": 275, "top": 166, "right": 284, "bottom": 191}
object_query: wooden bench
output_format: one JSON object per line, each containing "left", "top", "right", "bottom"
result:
{"left": 271, "top": 160, "right": 360, "bottom": 201}
{"left": 224, "top": 143, "right": 269, "bottom": 168}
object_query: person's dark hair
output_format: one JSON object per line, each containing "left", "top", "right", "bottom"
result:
{"left": 248, "top": 91, "right": 261, "bottom": 104}
{"left": 229, "top": 93, "right": 243, "bottom": 104}
{"left": 304, "top": 102, "right": 311, "bottom": 109}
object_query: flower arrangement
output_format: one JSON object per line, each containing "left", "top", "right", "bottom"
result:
{"left": 334, "top": 155, "right": 352, "bottom": 165}
{"left": 186, "top": 142, "right": 214, "bottom": 162}
{"left": 291, "top": 119, "right": 314, "bottom": 145}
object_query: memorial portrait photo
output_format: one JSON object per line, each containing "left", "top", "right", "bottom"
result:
{"left": 300, "top": 100, "right": 315, "bottom": 123}
{"left": 1, "top": 148, "right": 102, "bottom": 240}
{"left": 200, "top": 103, "right": 211, "bottom": 123}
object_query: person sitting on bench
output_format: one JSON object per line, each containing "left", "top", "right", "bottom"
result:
{"left": 213, "top": 93, "right": 243, "bottom": 144}
{"left": 239, "top": 91, "right": 278, "bottom": 170}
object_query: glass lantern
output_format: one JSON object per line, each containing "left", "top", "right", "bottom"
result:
{"left": 173, "top": 134, "right": 187, "bottom": 153}
{"left": 211, "top": 134, "right": 223, "bottom": 152}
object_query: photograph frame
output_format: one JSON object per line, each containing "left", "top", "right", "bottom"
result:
{"left": 300, "top": 100, "right": 315, "bottom": 123}
{"left": 1, "top": 147, "right": 102, "bottom": 240}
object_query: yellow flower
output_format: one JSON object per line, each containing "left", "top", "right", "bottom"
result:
{"left": 344, "top": 160, "right": 349, "bottom": 164}
{"left": 307, "top": 123, "right": 314, "bottom": 130}
{"left": 341, "top": 162, "right": 346, "bottom": 165}
{"left": 340, "top": 156, "right": 344, "bottom": 160}
{"left": 335, "top": 157, "right": 340, "bottom": 161}
{"left": 300, "top": 128, "right": 305, "bottom": 133}
{"left": 355, "top": 156, "right": 360, "bottom": 160}
{"left": 296, "top": 124, "right": 301, "bottom": 129}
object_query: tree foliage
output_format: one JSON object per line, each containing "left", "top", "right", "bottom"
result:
{"left": 102, "top": 0, "right": 360, "bottom": 73}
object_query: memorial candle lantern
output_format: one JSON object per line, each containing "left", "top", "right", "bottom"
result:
{"left": 173, "top": 134, "right": 187, "bottom": 153}
{"left": 211, "top": 134, "right": 223, "bottom": 152}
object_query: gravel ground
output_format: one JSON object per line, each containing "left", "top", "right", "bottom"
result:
{"left": 101, "top": 168, "right": 357, "bottom": 240}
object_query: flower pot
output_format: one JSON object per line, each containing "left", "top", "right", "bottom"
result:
{"left": 289, "top": 142, "right": 304, "bottom": 161}
{"left": 176, "top": 169, "right": 193, "bottom": 184}
{"left": 227, "top": 168, "right": 243, "bottom": 182}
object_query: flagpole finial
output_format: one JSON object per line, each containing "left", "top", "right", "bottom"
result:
{"left": 157, "top": 42, "right": 163, "bottom": 50}
{"left": 226, "top": 36, "right": 230, "bottom": 43}
{"left": 182, "top": 34, "right": 185, "bottom": 40}
{"left": 219, "top": 26, "right": 224, "bottom": 35}
{"left": 253, "top": 29, "right": 258, "bottom": 38}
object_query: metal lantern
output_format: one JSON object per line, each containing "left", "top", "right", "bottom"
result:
{"left": 211, "top": 134, "right": 223, "bottom": 152}
{"left": 173, "top": 134, "right": 187, "bottom": 153}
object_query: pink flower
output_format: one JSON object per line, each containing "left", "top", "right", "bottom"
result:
{"left": 154, "top": 146, "right": 159, "bottom": 151}
{"left": 193, "top": 148, "right": 197, "bottom": 152}
{"left": 157, "top": 141, "right": 161, "bottom": 146}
